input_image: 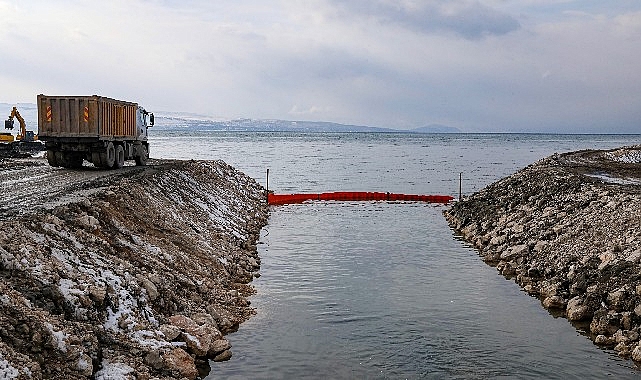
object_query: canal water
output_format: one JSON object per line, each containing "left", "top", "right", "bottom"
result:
{"left": 151, "top": 132, "right": 641, "bottom": 379}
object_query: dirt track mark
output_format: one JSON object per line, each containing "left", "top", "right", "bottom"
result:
{"left": 0, "top": 158, "right": 149, "bottom": 221}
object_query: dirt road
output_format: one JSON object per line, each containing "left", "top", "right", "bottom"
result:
{"left": 0, "top": 159, "right": 153, "bottom": 221}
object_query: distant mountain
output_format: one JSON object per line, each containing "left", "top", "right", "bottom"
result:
{"left": 411, "top": 124, "right": 462, "bottom": 133}
{"left": 154, "top": 116, "right": 399, "bottom": 133}
{"left": 0, "top": 103, "right": 459, "bottom": 134}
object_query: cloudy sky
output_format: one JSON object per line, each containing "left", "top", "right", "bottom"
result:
{"left": 1, "top": 0, "right": 640, "bottom": 133}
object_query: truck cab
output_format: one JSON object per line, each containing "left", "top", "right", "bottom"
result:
{"left": 136, "top": 107, "right": 154, "bottom": 140}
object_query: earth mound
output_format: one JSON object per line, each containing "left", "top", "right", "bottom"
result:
{"left": 445, "top": 146, "right": 641, "bottom": 362}
{"left": 0, "top": 158, "right": 268, "bottom": 379}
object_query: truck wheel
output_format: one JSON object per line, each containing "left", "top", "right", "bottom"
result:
{"left": 66, "top": 152, "right": 84, "bottom": 168}
{"left": 102, "top": 142, "right": 116, "bottom": 168}
{"left": 91, "top": 152, "right": 101, "bottom": 167}
{"left": 55, "top": 151, "right": 67, "bottom": 167}
{"left": 47, "top": 150, "right": 59, "bottom": 167}
{"left": 113, "top": 144, "right": 125, "bottom": 169}
{"left": 135, "top": 145, "right": 148, "bottom": 166}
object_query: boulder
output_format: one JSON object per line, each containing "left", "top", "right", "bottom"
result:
{"left": 213, "top": 349, "right": 232, "bottom": 362}
{"left": 500, "top": 244, "right": 528, "bottom": 260}
{"left": 566, "top": 298, "right": 592, "bottom": 322}
{"left": 590, "top": 310, "right": 620, "bottom": 336}
{"left": 162, "top": 348, "right": 198, "bottom": 380}
{"left": 208, "top": 339, "right": 231, "bottom": 357}
{"left": 543, "top": 296, "right": 566, "bottom": 309}
{"left": 632, "top": 344, "right": 641, "bottom": 362}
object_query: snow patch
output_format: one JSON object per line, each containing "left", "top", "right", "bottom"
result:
{"left": 94, "top": 360, "right": 134, "bottom": 380}
{"left": 0, "top": 354, "right": 19, "bottom": 379}
{"left": 45, "top": 322, "right": 68, "bottom": 352}
{"left": 586, "top": 173, "right": 641, "bottom": 185}
{"left": 605, "top": 149, "right": 641, "bottom": 163}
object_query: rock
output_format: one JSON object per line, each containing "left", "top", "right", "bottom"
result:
{"left": 566, "top": 298, "right": 592, "bottom": 322}
{"left": 533, "top": 240, "right": 547, "bottom": 253}
{"left": 77, "top": 214, "right": 100, "bottom": 229}
{"left": 192, "top": 313, "right": 217, "bottom": 328}
{"left": 615, "top": 342, "right": 631, "bottom": 358}
{"left": 500, "top": 244, "right": 528, "bottom": 260}
{"left": 543, "top": 296, "right": 566, "bottom": 309}
{"left": 632, "top": 344, "right": 641, "bottom": 362}
{"left": 183, "top": 327, "right": 214, "bottom": 356}
{"left": 169, "top": 315, "right": 199, "bottom": 331}
{"left": 607, "top": 289, "right": 629, "bottom": 311}
{"left": 162, "top": 348, "right": 198, "bottom": 380}
{"left": 208, "top": 339, "right": 231, "bottom": 356}
{"left": 490, "top": 234, "right": 506, "bottom": 246}
{"left": 139, "top": 277, "right": 159, "bottom": 301}
{"left": 94, "top": 286, "right": 113, "bottom": 305}
{"left": 598, "top": 253, "right": 616, "bottom": 271}
{"left": 590, "top": 310, "right": 620, "bottom": 336}
{"left": 144, "top": 350, "right": 164, "bottom": 370}
{"left": 212, "top": 349, "right": 232, "bottom": 362}
{"left": 76, "top": 354, "right": 93, "bottom": 376}
{"left": 634, "top": 304, "right": 641, "bottom": 318}
{"left": 595, "top": 334, "right": 615, "bottom": 346}
{"left": 160, "top": 324, "right": 181, "bottom": 341}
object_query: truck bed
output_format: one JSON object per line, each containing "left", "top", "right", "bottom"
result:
{"left": 37, "top": 95, "right": 138, "bottom": 139}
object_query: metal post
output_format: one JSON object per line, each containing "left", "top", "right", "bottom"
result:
{"left": 266, "top": 168, "right": 270, "bottom": 194}
{"left": 459, "top": 172, "right": 462, "bottom": 201}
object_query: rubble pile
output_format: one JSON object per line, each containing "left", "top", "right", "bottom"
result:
{"left": 445, "top": 146, "right": 641, "bottom": 362}
{"left": 0, "top": 159, "right": 268, "bottom": 379}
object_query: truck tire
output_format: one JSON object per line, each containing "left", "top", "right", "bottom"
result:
{"left": 47, "top": 150, "right": 59, "bottom": 167}
{"left": 100, "top": 142, "right": 116, "bottom": 168}
{"left": 54, "top": 151, "right": 66, "bottom": 167}
{"left": 91, "top": 152, "right": 102, "bottom": 167}
{"left": 113, "top": 144, "right": 125, "bottom": 169}
{"left": 65, "top": 152, "right": 84, "bottom": 168}
{"left": 135, "top": 145, "right": 148, "bottom": 166}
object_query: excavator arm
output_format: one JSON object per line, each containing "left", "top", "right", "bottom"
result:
{"left": 5, "top": 106, "right": 36, "bottom": 142}
{"left": 8, "top": 107, "right": 27, "bottom": 138}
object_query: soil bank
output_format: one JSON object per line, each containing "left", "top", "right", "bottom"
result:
{"left": 445, "top": 146, "right": 641, "bottom": 364}
{"left": 0, "top": 158, "right": 268, "bottom": 379}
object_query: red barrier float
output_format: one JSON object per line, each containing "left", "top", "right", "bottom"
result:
{"left": 268, "top": 192, "right": 454, "bottom": 205}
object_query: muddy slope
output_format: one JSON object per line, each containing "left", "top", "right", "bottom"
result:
{"left": 0, "top": 158, "right": 268, "bottom": 379}
{"left": 445, "top": 146, "right": 641, "bottom": 362}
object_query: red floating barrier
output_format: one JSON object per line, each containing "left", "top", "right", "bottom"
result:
{"left": 268, "top": 191, "right": 454, "bottom": 205}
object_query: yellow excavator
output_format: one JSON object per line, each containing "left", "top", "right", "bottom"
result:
{"left": 1, "top": 106, "right": 43, "bottom": 156}
{"left": 5, "top": 106, "right": 37, "bottom": 142}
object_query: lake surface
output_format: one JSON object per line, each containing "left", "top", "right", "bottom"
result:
{"left": 151, "top": 132, "right": 641, "bottom": 379}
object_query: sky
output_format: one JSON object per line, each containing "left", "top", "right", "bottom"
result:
{"left": 1, "top": 0, "right": 640, "bottom": 133}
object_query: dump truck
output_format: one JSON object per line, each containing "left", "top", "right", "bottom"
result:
{"left": 37, "top": 94, "right": 154, "bottom": 169}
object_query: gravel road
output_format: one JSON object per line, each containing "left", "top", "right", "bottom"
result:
{"left": 0, "top": 159, "right": 152, "bottom": 221}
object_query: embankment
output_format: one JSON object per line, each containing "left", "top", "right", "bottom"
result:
{"left": 0, "top": 159, "right": 268, "bottom": 379}
{"left": 445, "top": 146, "right": 641, "bottom": 362}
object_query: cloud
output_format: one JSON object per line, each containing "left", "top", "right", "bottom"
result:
{"left": 326, "top": 0, "right": 521, "bottom": 39}
{"left": 0, "top": 0, "right": 640, "bottom": 133}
